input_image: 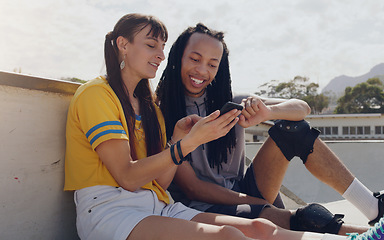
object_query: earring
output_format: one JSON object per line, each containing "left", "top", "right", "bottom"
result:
{"left": 120, "top": 55, "right": 126, "bottom": 70}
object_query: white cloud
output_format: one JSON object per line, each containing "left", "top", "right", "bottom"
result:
{"left": 1, "top": 0, "right": 383, "bottom": 93}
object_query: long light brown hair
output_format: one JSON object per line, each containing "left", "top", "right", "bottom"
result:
{"left": 104, "top": 13, "right": 168, "bottom": 159}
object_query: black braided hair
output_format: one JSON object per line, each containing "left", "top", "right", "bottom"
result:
{"left": 104, "top": 13, "right": 168, "bottom": 159}
{"left": 156, "top": 23, "right": 235, "bottom": 170}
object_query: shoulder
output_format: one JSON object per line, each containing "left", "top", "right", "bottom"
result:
{"left": 72, "top": 76, "right": 116, "bottom": 104}
{"left": 68, "top": 76, "right": 121, "bottom": 118}
{"left": 75, "top": 76, "right": 111, "bottom": 96}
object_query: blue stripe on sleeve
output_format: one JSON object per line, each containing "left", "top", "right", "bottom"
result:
{"left": 89, "top": 129, "right": 127, "bottom": 146}
{"left": 86, "top": 121, "right": 123, "bottom": 138}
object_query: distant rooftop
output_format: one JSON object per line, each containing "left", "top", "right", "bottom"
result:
{"left": 307, "top": 113, "right": 382, "bottom": 119}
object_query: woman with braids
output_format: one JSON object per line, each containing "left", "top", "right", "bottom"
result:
{"left": 156, "top": 23, "right": 384, "bottom": 237}
{"left": 64, "top": 13, "right": 368, "bottom": 240}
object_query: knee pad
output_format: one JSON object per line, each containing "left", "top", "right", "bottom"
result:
{"left": 268, "top": 120, "right": 320, "bottom": 163}
{"left": 290, "top": 203, "right": 344, "bottom": 234}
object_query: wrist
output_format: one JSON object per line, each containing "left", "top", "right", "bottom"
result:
{"left": 166, "top": 136, "right": 176, "bottom": 148}
{"left": 180, "top": 135, "right": 198, "bottom": 155}
{"left": 170, "top": 139, "right": 190, "bottom": 165}
{"left": 265, "top": 105, "right": 276, "bottom": 121}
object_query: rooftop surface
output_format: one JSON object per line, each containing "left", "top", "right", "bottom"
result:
{"left": 324, "top": 200, "right": 369, "bottom": 226}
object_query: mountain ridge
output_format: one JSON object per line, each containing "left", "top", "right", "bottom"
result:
{"left": 322, "top": 63, "right": 384, "bottom": 96}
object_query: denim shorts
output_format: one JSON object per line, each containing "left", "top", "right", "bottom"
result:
{"left": 205, "top": 164, "right": 285, "bottom": 219}
{"left": 75, "top": 185, "right": 200, "bottom": 240}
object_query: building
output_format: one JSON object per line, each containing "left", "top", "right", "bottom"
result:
{"left": 245, "top": 113, "right": 384, "bottom": 141}
{"left": 306, "top": 113, "right": 384, "bottom": 140}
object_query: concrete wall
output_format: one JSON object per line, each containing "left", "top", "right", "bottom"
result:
{"left": 0, "top": 71, "right": 80, "bottom": 240}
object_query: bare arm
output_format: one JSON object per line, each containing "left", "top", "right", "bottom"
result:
{"left": 154, "top": 114, "right": 203, "bottom": 189}
{"left": 154, "top": 167, "right": 178, "bottom": 190}
{"left": 237, "top": 96, "right": 311, "bottom": 128}
{"left": 174, "top": 161, "right": 269, "bottom": 205}
{"left": 265, "top": 98, "right": 311, "bottom": 120}
{"left": 96, "top": 138, "right": 178, "bottom": 191}
{"left": 95, "top": 109, "right": 240, "bottom": 192}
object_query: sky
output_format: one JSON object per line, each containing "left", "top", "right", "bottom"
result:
{"left": 1, "top": 0, "right": 383, "bottom": 93}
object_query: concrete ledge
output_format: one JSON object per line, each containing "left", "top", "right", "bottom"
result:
{"left": 0, "top": 70, "right": 80, "bottom": 95}
{"left": 0, "top": 73, "right": 80, "bottom": 240}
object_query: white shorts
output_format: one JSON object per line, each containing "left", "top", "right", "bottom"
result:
{"left": 75, "top": 185, "right": 201, "bottom": 240}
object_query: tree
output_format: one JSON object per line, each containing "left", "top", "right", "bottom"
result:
{"left": 302, "top": 94, "right": 329, "bottom": 114}
{"left": 256, "top": 76, "right": 329, "bottom": 114}
{"left": 334, "top": 77, "right": 384, "bottom": 114}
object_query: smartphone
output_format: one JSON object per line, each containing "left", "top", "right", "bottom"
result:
{"left": 219, "top": 101, "right": 244, "bottom": 116}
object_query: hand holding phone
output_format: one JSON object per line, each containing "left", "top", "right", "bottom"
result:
{"left": 219, "top": 101, "right": 244, "bottom": 116}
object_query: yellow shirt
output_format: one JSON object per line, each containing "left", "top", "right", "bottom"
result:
{"left": 64, "top": 76, "right": 169, "bottom": 204}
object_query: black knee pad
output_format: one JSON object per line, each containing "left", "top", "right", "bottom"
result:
{"left": 268, "top": 120, "right": 320, "bottom": 163}
{"left": 290, "top": 203, "right": 344, "bottom": 234}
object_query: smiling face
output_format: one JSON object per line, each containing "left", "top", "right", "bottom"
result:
{"left": 181, "top": 33, "right": 223, "bottom": 97}
{"left": 122, "top": 25, "right": 166, "bottom": 83}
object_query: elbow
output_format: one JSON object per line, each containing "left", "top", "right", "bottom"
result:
{"left": 119, "top": 178, "right": 142, "bottom": 192}
{"left": 115, "top": 163, "right": 146, "bottom": 192}
{"left": 284, "top": 99, "right": 311, "bottom": 120}
{"left": 297, "top": 105, "right": 311, "bottom": 121}
{"left": 123, "top": 185, "right": 140, "bottom": 192}
{"left": 304, "top": 102, "right": 311, "bottom": 116}
{"left": 297, "top": 99, "right": 311, "bottom": 118}
{"left": 121, "top": 184, "right": 140, "bottom": 192}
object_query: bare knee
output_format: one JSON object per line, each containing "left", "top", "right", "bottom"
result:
{"left": 218, "top": 225, "right": 248, "bottom": 240}
{"left": 249, "top": 218, "right": 279, "bottom": 239}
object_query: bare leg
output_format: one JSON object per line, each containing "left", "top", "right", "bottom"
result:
{"left": 128, "top": 212, "right": 328, "bottom": 240}
{"left": 252, "top": 137, "right": 355, "bottom": 203}
{"left": 304, "top": 139, "right": 354, "bottom": 195}
{"left": 192, "top": 212, "right": 325, "bottom": 240}
{"left": 262, "top": 122, "right": 380, "bottom": 223}
{"left": 251, "top": 138, "right": 368, "bottom": 234}
{"left": 338, "top": 224, "right": 367, "bottom": 235}
{"left": 252, "top": 137, "right": 290, "bottom": 203}
{"left": 128, "top": 215, "right": 250, "bottom": 240}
